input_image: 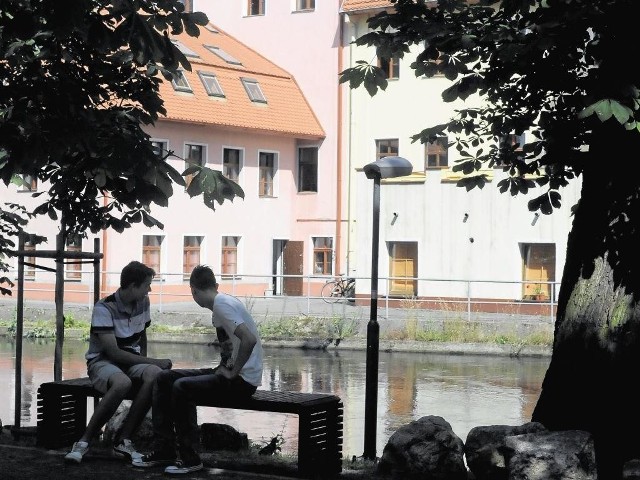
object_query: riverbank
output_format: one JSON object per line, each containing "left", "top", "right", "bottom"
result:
{"left": 0, "top": 298, "right": 553, "bottom": 357}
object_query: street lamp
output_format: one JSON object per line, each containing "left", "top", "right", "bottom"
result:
{"left": 362, "top": 156, "right": 413, "bottom": 460}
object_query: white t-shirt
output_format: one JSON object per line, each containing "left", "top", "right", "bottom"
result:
{"left": 211, "top": 292, "right": 263, "bottom": 387}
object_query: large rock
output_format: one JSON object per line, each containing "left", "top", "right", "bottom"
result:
{"left": 377, "top": 415, "right": 467, "bottom": 480}
{"left": 503, "top": 429, "right": 597, "bottom": 480}
{"left": 201, "top": 423, "right": 248, "bottom": 451}
{"left": 465, "top": 422, "right": 547, "bottom": 480}
{"left": 103, "top": 401, "right": 154, "bottom": 451}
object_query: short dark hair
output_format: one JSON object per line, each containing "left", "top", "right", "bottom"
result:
{"left": 120, "top": 261, "right": 155, "bottom": 288}
{"left": 189, "top": 265, "right": 218, "bottom": 290}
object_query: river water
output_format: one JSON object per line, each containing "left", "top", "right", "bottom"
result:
{"left": 1, "top": 338, "right": 549, "bottom": 458}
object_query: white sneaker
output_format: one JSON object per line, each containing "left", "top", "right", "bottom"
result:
{"left": 64, "top": 441, "right": 89, "bottom": 464}
{"left": 164, "top": 460, "right": 204, "bottom": 474}
{"left": 113, "top": 438, "right": 142, "bottom": 461}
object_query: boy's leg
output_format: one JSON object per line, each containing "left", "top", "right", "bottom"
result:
{"left": 117, "top": 363, "right": 163, "bottom": 441}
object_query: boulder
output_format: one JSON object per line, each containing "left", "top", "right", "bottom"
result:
{"left": 377, "top": 415, "right": 467, "bottom": 480}
{"left": 465, "top": 422, "right": 547, "bottom": 480}
{"left": 201, "top": 423, "right": 248, "bottom": 451}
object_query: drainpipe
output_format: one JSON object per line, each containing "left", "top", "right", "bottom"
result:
{"left": 101, "top": 194, "right": 108, "bottom": 297}
{"left": 335, "top": 5, "right": 345, "bottom": 277}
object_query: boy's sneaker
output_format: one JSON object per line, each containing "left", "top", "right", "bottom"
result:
{"left": 113, "top": 439, "right": 142, "bottom": 461}
{"left": 164, "top": 452, "right": 204, "bottom": 475}
{"left": 132, "top": 450, "right": 177, "bottom": 468}
{"left": 64, "top": 441, "right": 89, "bottom": 464}
{"left": 164, "top": 458, "right": 204, "bottom": 475}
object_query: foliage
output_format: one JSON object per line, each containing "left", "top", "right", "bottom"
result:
{"left": 0, "top": 0, "right": 244, "bottom": 293}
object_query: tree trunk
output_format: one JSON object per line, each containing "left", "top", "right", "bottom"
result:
{"left": 532, "top": 123, "right": 640, "bottom": 479}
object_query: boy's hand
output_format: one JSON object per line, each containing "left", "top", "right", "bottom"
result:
{"left": 156, "top": 358, "right": 173, "bottom": 370}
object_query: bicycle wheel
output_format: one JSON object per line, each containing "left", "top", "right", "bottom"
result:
{"left": 321, "top": 281, "right": 342, "bottom": 304}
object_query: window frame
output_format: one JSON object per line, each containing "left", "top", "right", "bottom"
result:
{"left": 312, "top": 237, "right": 333, "bottom": 275}
{"left": 223, "top": 147, "right": 243, "bottom": 184}
{"left": 203, "top": 45, "right": 242, "bottom": 66}
{"left": 221, "top": 235, "right": 241, "bottom": 278}
{"left": 184, "top": 143, "right": 206, "bottom": 189}
{"left": 297, "top": 146, "right": 318, "bottom": 193}
{"left": 247, "top": 0, "right": 265, "bottom": 16}
{"left": 424, "top": 136, "right": 449, "bottom": 169}
{"left": 183, "top": 235, "right": 204, "bottom": 281}
{"left": 376, "top": 138, "right": 399, "bottom": 160}
{"left": 378, "top": 55, "right": 400, "bottom": 79}
{"left": 22, "top": 239, "right": 36, "bottom": 281}
{"left": 295, "top": 0, "right": 315, "bottom": 11}
{"left": 241, "top": 77, "right": 267, "bottom": 103}
{"left": 64, "top": 234, "right": 83, "bottom": 281}
{"left": 258, "top": 151, "right": 277, "bottom": 198}
{"left": 18, "top": 174, "right": 38, "bottom": 192}
{"left": 171, "top": 70, "right": 192, "bottom": 93}
{"left": 142, "top": 234, "right": 164, "bottom": 279}
{"left": 197, "top": 71, "right": 225, "bottom": 97}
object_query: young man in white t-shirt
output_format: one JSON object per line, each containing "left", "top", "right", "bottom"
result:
{"left": 133, "top": 265, "right": 264, "bottom": 475}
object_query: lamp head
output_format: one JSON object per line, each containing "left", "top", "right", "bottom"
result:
{"left": 363, "top": 156, "right": 413, "bottom": 179}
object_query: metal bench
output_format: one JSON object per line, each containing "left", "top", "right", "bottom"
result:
{"left": 36, "top": 377, "right": 343, "bottom": 477}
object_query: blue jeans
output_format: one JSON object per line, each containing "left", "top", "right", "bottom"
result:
{"left": 151, "top": 368, "right": 257, "bottom": 458}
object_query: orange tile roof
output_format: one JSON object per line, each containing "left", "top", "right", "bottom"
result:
{"left": 340, "top": 0, "right": 393, "bottom": 12}
{"left": 160, "top": 23, "right": 325, "bottom": 140}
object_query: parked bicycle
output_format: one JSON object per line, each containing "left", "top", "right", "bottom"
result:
{"left": 321, "top": 275, "right": 356, "bottom": 304}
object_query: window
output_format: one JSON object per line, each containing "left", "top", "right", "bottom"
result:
{"left": 223, "top": 148, "right": 242, "bottom": 183}
{"left": 388, "top": 242, "right": 418, "bottom": 296}
{"left": 247, "top": 0, "right": 265, "bottom": 16}
{"left": 298, "top": 147, "right": 318, "bottom": 193}
{"left": 378, "top": 55, "right": 400, "bottom": 79}
{"left": 183, "top": 236, "right": 203, "bottom": 281}
{"left": 22, "top": 238, "right": 36, "bottom": 281}
{"left": 204, "top": 45, "right": 242, "bottom": 66}
{"left": 497, "top": 133, "right": 525, "bottom": 166}
{"left": 313, "top": 237, "right": 333, "bottom": 275}
{"left": 522, "top": 243, "right": 555, "bottom": 301}
{"left": 171, "top": 70, "right": 192, "bottom": 93}
{"left": 221, "top": 236, "right": 240, "bottom": 276}
{"left": 184, "top": 143, "right": 205, "bottom": 189}
{"left": 295, "top": 0, "right": 314, "bottom": 11}
{"left": 241, "top": 78, "right": 267, "bottom": 103}
{"left": 18, "top": 175, "right": 37, "bottom": 192}
{"left": 171, "top": 39, "right": 199, "bottom": 58}
{"left": 142, "top": 235, "right": 164, "bottom": 276}
{"left": 204, "top": 24, "right": 219, "bottom": 34}
{"left": 258, "top": 152, "right": 276, "bottom": 197}
{"left": 376, "top": 139, "right": 399, "bottom": 160}
{"left": 425, "top": 136, "right": 448, "bottom": 168}
{"left": 151, "top": 140, "right": 168, "bottom": 160}
{"left": 198, "top": 71, "right": 225, "bottom": 97}
{"left": 65, "top": 234, "right": 82, "bottom": 281}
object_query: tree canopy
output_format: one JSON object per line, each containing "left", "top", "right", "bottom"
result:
{"left": 0, "top": 0, "right": 244, "bottom": 294}
{"left": 341, "top": 1, "right": 640, "bottom": 477}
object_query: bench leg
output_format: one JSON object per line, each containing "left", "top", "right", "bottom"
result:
{"left": 296, "top": 402, "right": 343, "bottom": 478}
{"left": 37, "top": 387, "right": 88, "bottom": 449}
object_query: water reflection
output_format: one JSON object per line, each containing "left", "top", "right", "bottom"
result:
{"left": 0, "top": 338, "right": 549, "bottom": 457}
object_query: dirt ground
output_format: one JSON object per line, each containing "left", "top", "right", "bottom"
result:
{"left": 0, "top": 426, "right": 373, "bottom": 480}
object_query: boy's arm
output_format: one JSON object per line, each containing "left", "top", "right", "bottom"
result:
{"left": 216, "top": 323, "right": 257, "bottom": 380}
{"left": 98, "top": 332, "right": 172, "bottom": 370}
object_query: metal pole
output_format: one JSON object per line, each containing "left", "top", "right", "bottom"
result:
{"left": 14, "top": 234, "right": 25, "bottom": 430}
{"left": 93, "top": 238, "right": 100, "bottom": 305}
{"left": 363, "top": 174, "right": 381, "bottom": 460}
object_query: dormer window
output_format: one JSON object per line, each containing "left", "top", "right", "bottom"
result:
{"left": 241, "top": 78, "right": 267, "bottom": 103}
{"left": 171, "top": 70, "right": 192, "bottom": 93}
{"left": 198, "top": 71, "right": 225, "bottom": 97}
{"left": 204, "top": 45, "right": 242, "bottom": 66}
{"left": 171, "top": 39, "right": 199, "bottom": 58}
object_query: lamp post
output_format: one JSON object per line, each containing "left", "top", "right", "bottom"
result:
{"left": 362, "top": 156, "right": 413, "bottom": 460}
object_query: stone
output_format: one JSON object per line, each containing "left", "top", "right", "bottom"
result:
{"left": 103, "top": 401, "right": 154, "bottom": 451}
{"left": 503, "top": 429, "right": 597, "bottom": 480}
{"left": 464, "top": 422, "right": 547, "bottom": 480}
{"left": 377, "top": 415, "right": 467, "bottom": 480}
{"left": 200, "top": 423, "right": 248, "bottom": 451}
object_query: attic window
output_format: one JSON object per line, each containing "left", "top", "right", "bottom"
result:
{"left": 171, "top": 39, "right": 199, "bottom": 58}
{"left": 171, "top": 71, "right": 192, "bottom": 92}
{"left": 198, "top": 71, "right": 225, "bottom": 97}
{"left": 241, "top": 78, "right": 267, "bottom": 103}
{"left": 204, "top": 24, "right": 219, "bottom": 33}
{"left": 204, "top": 45, "right": 242, "bottom": 65}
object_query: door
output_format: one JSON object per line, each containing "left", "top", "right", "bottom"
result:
{"left": 283, "top": 241, "right": 304, "bottom": 296}
{"left": 388, "top": 242, "right": 418, "bottom": 297}
{"left": 272, "top": 240, "right": 286, "bottom": 295}
{"left": 522, "top": 243, "right": 556, "bottom": 299}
